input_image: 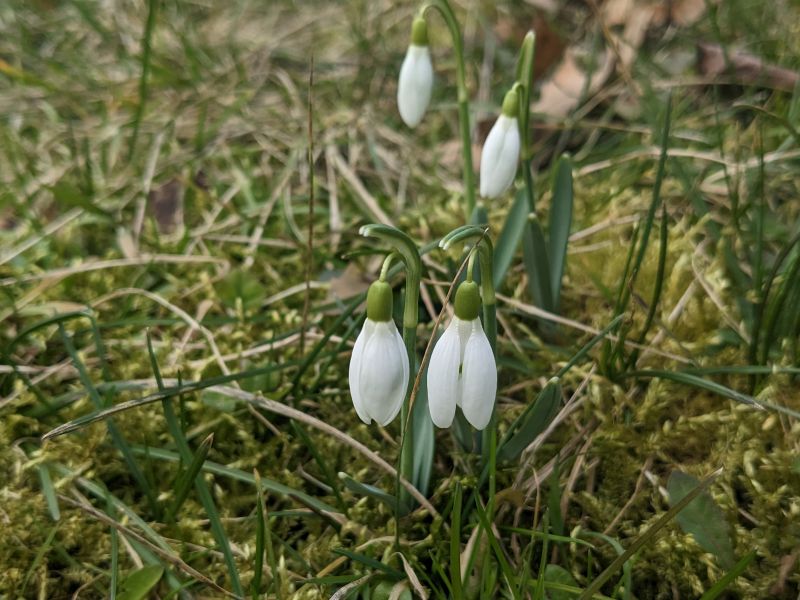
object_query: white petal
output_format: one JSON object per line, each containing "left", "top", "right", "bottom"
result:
{"left": 378, "top": 326, "right": 409, "bottom": 426}
{"left": 349, "top": 320, "right": 375, "bottom": 424}
{"left": 397, "top": 45, "right": 433, "bottom": 128}
{"left": 479, "top": 115, "right": 521, "bottom": 198}
{"left": 359, "top": 321, "right": 407, "bottom": 426}
{"left": 460, "top": 320, "right": 497, "bottom": 430}
{"left": 426, "top": 319, "right": 461, "bottom": 428}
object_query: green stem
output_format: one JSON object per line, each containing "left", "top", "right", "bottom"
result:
{"left": 515, "top": 31, "right": 557, "bottom": 317}
{"left": 423, "top": 0, "right": 475, "bottom": 219}
{"left": 439, "top": 227, "right": 497, "bottom": 506}
{"left": 359, "top": 225, "right": 421, "bottom": 514}
{"left": 400, "top": 325, "right": 417, "bottom": 513}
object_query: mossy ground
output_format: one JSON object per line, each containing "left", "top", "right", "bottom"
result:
{"left": 2, "top": 0, "right": 800, "bottom": 598}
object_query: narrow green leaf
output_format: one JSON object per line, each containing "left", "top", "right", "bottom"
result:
{"left": 522, "top": 217, "right": 555, "bottom": 312}
{"left": 253, "top": 469, "right": 277, "bottom": 598}
{"left": 498, "top": 378, "right": 562, "bottom": 462}
{"left": 699, "top": 551, "right": 756, "bottom": 600}
{"left": 146, "top": 333, "right": 244, "bottom": 597}
{"left": 166, "top": 432, "right": 214, "bottom": 522}
{"left": 58, "top": 323, "right": 158, "bottom": 515}
{"left": 579, "top": 531, "right": 631, "bottom": 600}
{"left": 411, "top": 376, "right": 434, "bottom": 496}
{"left": 473, "top": 498, "right": 519, "bottom": 600}
{"left": 332, "top": 548, "right": 405, "bottom": 579}
{"left": 128, "top": 0, "right": 158, "bottom": 158}
{"left": 338, "top": 472, "right": 397, "bottom": 510}
{"left": 626, "top": 202, "right": 669, "bottom": 369}
{"left": 291, "top": 421, "right": 345, "bottom": 512}
{"left": 667, "top": 471, "right": 735, "bottom": 569}
{"left": 450, "top": 482, "right": 463, "bottom": 600}
{"left": 117, "top": 565, "right": 164, "bottom": 600}
{"left": 624, "top": 369, "right": 800, "bottom": 419}
{"left": 130, "top": 445, "right": 337, "bottom": 514}
{"left": 493, "top": 188, "right": 530, "bottom": 289}
{"left": 37, "top": 463, "right": 60, "bottom": 521}
{"left": 548, "top": 155, "right": 574, "bottom": 310}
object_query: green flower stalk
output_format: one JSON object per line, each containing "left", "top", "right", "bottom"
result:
{"left": 439, "top": 226, "right": 497, "bottom": 500}
{"left": 358, "top": 224, "right": 422, "bottom": 510}
{"left": 403, "top": 0, "right": 476, "bottom": 220}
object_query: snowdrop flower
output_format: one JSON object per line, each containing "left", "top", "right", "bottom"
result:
{"left": 397, "top": 17, "right": 433, "bottom": 128}
{"left": 479, "top": 87, "right": 521, "bottom": 198}
{"left": 349, "top": 280, "right": 409, "bottom": 426}
{"left": 427, "top": 281, "right": 496, "bottom": 430}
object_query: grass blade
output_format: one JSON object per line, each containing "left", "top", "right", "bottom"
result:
{"left": 579, "top": 468, "right": 722, "bottom": 599}
{"left": 332, "top": 548, "right": 404, "bottom": 579}
{"left": 37, "top": 463, "right": 60, "bottom": 521}
{"left": 624, "top": 369, "right": 800, "bottom": 418}
{"left": 146, "top": 332, "right": 244, "bottom": 597}
{"left": 450, "top": 482, "right": 463, "bottom": 600}
{"left": 128, "top": 0, "right": 158, "bottom": 158}
{"left": 473, "top": 498, "right": 519, "bottom": 600}
{"left": 166, "top": 432, "right": 214, "bottom": 522}
{"left": 699, "top": 551, "right": 756, "bottom": 600}
{"left": 339, "top": 472, "right": 397, "bottom": 510}
{"left": 58, "top": 322, "right": 159, "bottom": 515}
{"left": 253, "top": 469, "right": 277, "bottom": 598}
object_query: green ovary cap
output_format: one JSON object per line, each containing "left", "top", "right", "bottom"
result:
{"left": 454, "top": 281, "right": 481, "bottom": 321}
{"left": 411, "top": 16, "right": 428, "bottom": 46}
{"left": 366, "top": 281, "right": 393, "bottom": 321}
{"left": 501, "top": 87, "right": 519, "bottom": 118}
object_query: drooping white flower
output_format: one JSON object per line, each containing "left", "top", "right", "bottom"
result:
{"left": 479, "top": 87, "right": 521, "bottom": 199}
{"left": 397, "top": 17, "right": 433, "bottom": 129}
{"left": 348, "top": 281, "right": 409, "bottom": 426}
{"left": 427, "top": 282, "right": 497, "bottom": 430}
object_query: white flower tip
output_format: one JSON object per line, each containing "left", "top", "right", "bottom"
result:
{"left": 479, "top": 114, "right": 521, "bottom": 199}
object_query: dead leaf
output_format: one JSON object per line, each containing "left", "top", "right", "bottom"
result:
{"left": 671, "top": 0, "right": 707, "bottom": 27}
{"left": 532, "top": 48, "right": 615, "bottom": 117}
{"left": 148, "top": 178, "right": 184, "bottom": 234}
{"left": 698, "top": 42, "right": 800, "bottom": 92}
{"left": 326, "top": 263, "right": 371, "bottom": 302}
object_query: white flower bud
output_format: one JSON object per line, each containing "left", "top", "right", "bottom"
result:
{"left": 397, "top": 45, "right": 434, "bottom": 129}
{"left": 479, "top": 87, "right": 521, "bottom": 198}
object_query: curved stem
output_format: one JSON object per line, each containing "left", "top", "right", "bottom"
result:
{"left": 422, "top": 0, "right": 476, "bottom": 220}
{"left": 380, "top": 252, "right": 397, "bottom": 281}
{"left": 466, "top": 252, "right": 477, "bottom": 282}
